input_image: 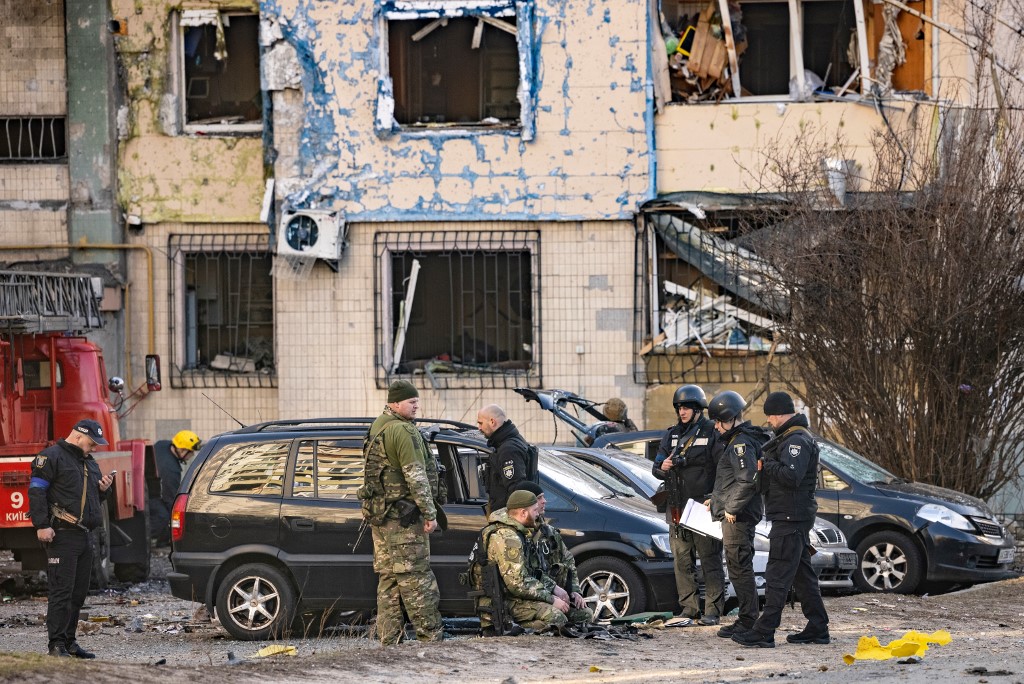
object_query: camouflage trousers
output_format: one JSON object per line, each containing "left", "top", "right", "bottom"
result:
{"left": 371, "top": 519, "right": 443, "bottom": 645}
{"left": 506, "top": 598, "right": 594, "bottom": 631}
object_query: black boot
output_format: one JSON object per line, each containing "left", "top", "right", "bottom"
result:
{"left": 786, "top": 626, "right": 830, "bottom": 644}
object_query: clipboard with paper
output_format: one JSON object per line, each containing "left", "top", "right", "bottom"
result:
{"left": 679, "top": 498, "right": 723, "bottom": 540}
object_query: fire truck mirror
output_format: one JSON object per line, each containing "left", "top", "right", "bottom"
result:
{"left": 146, "top": 355, "right": 162, "bottom": 392}
{"left": 108, "top": 376, "right": 125, "bottom": 393}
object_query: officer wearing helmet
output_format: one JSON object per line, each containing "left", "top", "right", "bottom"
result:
{"left": 652, "top": 385, "right": 724, "bottom": 625}
{"left": 705, "top": 390, "right": 771, "bottom": 640}
{"left": 150, "top": 430, "right": 202, "bottom": 546}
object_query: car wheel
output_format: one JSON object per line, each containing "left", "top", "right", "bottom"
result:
{"left": 577, "top": 557, "right": 647, "bottom": 621}
{"left": 854, "top": 531, "right": 923, "bottom": 594}
{"left": 216, "top": 563, "right": 297, "bottom": 640}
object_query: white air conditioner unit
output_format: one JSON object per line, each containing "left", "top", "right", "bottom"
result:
{"left": 276, "top": 209, "right": 346, "bottom": 261}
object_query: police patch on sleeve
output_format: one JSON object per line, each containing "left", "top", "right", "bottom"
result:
{"left": 789, "top": 445, "right": 801, "bottom": 457}
{"left": 734, "top": 444, "right": 746, "bottom": 458}
{"left": 503, "top": 462, "right": 515, "bottom": 479}
{"left": 34, "top": 455, "right": 46, "bottom": 468}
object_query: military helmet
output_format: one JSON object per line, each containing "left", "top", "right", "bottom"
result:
{"left": 707, "top": 391, "right": 746, "bottom": 423}
{"left": 672, "top": 384, "right": 708, "bottom": 410}
{"left": 172, "top": 429, "right": 202, "bottom": 452}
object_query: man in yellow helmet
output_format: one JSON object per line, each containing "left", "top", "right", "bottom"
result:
{"left": 151, "top": 430, "right": 202, "bottom": 547}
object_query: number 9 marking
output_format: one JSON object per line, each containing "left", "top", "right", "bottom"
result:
{"left": 11, "top": 491, "right": 25, "bottom": 509}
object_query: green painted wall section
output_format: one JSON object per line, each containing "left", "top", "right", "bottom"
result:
{"left": 66, "top": 0, "right": 120, "bottom": 261}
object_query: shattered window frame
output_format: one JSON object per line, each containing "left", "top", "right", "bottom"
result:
{"left": 664, "top": 0, "right": 870, "bottom": 103}
{"left": 633, "top": 210, "right": 800, "bottom": 385}
{"left": 373, "top": 229, "right": 541, "bottom": 390}
{"left": 168, "top": 234, "right": 276, "bottom": 389}
{"left": 374, "top": 0, "right": 536, "bottom": 140}
{"left": 171, "top": 9, "right": 263, "bottom": 135}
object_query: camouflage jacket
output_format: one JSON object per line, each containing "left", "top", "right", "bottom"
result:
{"left": 485, "top": 509, "right": 553, "bottom": 604}
{"left": 359, "top": 407, "right": 439, "bottom": 524}
{"left": 532, "top": 520, "right": 582, "bottom": 596}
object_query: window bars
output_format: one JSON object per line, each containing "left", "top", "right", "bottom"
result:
{"left": 0, "top": 117, "right": 67, "bottom": 161}
{"left": 373, "top": 230, "right": 541, "bottom": 390}
{"left": 168, "top": 234, "right": 275, "bottom": 389}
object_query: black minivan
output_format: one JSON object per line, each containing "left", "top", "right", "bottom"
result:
{"left": 167, "top": 419, "right": 676, "bottom": 640}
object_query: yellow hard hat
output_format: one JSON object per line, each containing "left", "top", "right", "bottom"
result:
{"left": 172, "top": 430, "right": 202, "bottom": 452}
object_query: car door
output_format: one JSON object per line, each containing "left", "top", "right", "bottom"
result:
{"left": 429, "top": 439, "right": 491, "bottom": 615}
{"left": 277, "top": 437, "right": 376, "bottom": 609}
{"left": 815, "top": 463, "right": 843, "bottom": 529}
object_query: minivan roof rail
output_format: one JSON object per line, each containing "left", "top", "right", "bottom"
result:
{"left": 234, "top": 417, "right": 476, "bottom": 433}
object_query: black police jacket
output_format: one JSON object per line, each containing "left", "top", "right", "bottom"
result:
{"left": 710, "top": 421, "right": 771, "bottom": 523}
{"left": 28, "top": 440, "right": 108, "bottom": 531}
{"left": 761, "top": 414, "right": 819, "bottom": 523}
{"left": 486, "top": 420, "right": 530, "bottom": 511}
{"left": 652, "top": 416, "right": 719, "bottom": 503}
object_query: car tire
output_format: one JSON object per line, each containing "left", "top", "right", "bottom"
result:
{"left": 216, "top": 563, "right": 297, "bottom": 640}
{"left": 854, "top": 531, "right": 923, "bottom": 594}
{"left": 577, "top": 557, "right": 647, "bottom": 621}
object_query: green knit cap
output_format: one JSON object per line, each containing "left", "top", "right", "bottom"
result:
{"left": 506, "top": 490, "right": 539, "bottom": 510}
{"left": 387, "top": 380, "right": 419, "bottom": 403}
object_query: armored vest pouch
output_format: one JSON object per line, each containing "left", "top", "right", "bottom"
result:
{"left": 357, "top": 429, "right": 391, "bottom": 525}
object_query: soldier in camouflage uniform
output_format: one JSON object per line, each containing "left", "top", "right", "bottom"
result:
{"left": 358, "top": 380, "right": 444, "bottom": 645}
{"left": 483, "top": 490, "right": 590, "bottom": 631}
{"left": 516, "top": 481, "right": 592, "bottom": 621}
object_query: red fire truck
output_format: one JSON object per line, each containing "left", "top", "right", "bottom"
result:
{"left": 0, "top": 271, "right": 156, "bottom": 586}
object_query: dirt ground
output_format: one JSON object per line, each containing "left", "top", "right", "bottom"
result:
{"left": 1, "top": 551, "right": 1023, "bottom": 684}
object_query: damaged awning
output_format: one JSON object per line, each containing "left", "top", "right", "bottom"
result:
{"left": 650, "top": 213, "right": 789, "bottom": 315}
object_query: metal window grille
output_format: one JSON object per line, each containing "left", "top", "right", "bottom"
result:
{"left": 374, "top": 230, "right": 541, "bottom": 390}
{"left": 634, "top": 212, "right": 799, "bottom": 385}
{"left": 0, "top": 117, "right": 67, "bottom": 161}
{"left": 168, "top": 234, "right": 275, "bottom": 389}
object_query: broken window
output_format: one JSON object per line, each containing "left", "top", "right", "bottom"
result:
{"left": 374, "top": 230, "right": 540, "bottom": 389}
{"left": 634, "top": 209, "right": 799, "bottom": 384}
{"left": 376, "top": 1, "right": 536, "bottom": 139}
{"left": 168, "top": 234, "right": 275, "bottom": 388}
{"left": 174, "top": 11, "right": 262, "bottom": 133}
{"left": 661, "top": 0, "right": 869, "bottom": 102}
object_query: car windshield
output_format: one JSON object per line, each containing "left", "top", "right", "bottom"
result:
{"left": 819, "top": 441, "right": 900, "bottom": 485}
{"left": 605, "top": 452, "right": 660, "bottom": 493}
{"left": 540, "top": 450, "right": 635, "bottom": 498}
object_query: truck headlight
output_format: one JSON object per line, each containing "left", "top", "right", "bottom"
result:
{"left": 917, "top": 503, "right": 974, "bottom": 531}
{"left": 652, "top": 533, "right": 672, "bottom": 556}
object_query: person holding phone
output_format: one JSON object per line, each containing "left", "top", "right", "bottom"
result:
{"left": 27, "top": 419, "right": 114, "bottom": 658}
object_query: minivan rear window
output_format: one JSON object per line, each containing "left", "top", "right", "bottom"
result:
{"left": 209, "top": 441, "right": 290, "bottom": 496}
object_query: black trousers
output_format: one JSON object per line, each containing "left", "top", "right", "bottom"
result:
{"left": 670, "top": 524, "right": 725, "bottom": 618}
{"left": 722, "top": 519, "right": 759, "bottom": 626}
{"left": 754, "top": 527, "right": 829, "bottom": 636}
{"left": 45, "top": 528, "right": 94, "bottom": 649}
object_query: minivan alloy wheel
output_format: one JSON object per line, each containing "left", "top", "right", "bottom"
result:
{"left": 577, "top": 557, "right": 647, "bottom": 621}
{"left": 216, "top": 563, "right": 297, "bottom": 640}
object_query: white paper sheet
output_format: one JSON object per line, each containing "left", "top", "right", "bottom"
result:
{"left": 680, "top": 498, "right": 723, "bottom": 539}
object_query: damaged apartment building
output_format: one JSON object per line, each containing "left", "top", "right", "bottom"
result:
{"left": 0, "top": 0, "right": 997, "bottom": 441}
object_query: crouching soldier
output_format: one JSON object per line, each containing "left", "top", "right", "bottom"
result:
{"left": 474, "top": 490, "right": 589, "bottom": 634}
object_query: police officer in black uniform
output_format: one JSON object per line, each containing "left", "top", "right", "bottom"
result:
{"left": 733, "top": 392, "right": 830, "bottom": 648}
{"left": 707, "top": 390, "right": 771, "bottom": 640}
{"left": 28, "top": 419, "right": 114, "bottom": 658}
{"left": 477, "top": 404, "right": 531, "bottom": 514}
{"left": 652, "top": 384, "right": 724, "bottom": 624}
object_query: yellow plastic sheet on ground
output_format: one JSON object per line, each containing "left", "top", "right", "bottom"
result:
{"left": 843, "top": 629, "right": 952, "bottom": 665}
{"left": 255, "top": 644, "right": 298, "bottom": 658}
